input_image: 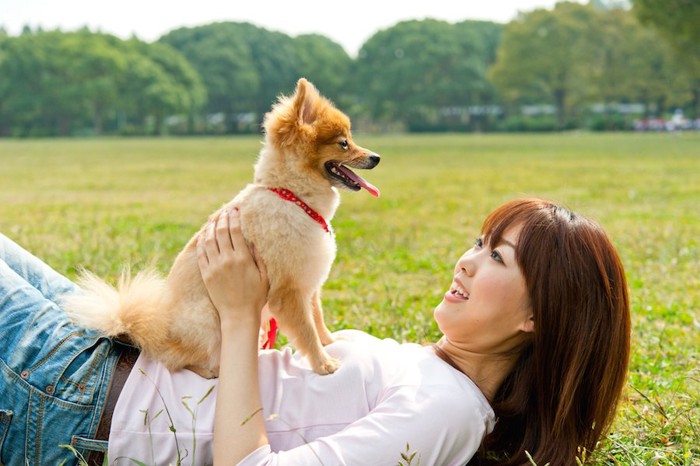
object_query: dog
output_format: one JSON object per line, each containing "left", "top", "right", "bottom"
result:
{"left": 63, "top": 78, "right": 380, "bottom": 377}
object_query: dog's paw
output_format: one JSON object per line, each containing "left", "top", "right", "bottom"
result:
{"left": 313, "top": 356, "right": 341, "bottom": 375}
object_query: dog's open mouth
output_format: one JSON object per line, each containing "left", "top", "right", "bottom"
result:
{"left": 325, "top": 161, "right": 380, "bottom": 198}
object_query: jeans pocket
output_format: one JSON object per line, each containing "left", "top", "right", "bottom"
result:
{"left": 0, "top": 410, "right": 12, "bottom": 466}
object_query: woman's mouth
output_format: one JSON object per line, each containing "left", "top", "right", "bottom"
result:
{"left": 446, "top": 281, "right": 470, "bottom": 301}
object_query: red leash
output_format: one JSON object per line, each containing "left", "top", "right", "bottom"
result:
{"left": 262, "top": 318, "right": 278, "bottom": 349}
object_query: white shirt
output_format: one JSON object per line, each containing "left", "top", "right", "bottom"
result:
{"left": 108, "top": 330, "right": 495, "bottom": 466}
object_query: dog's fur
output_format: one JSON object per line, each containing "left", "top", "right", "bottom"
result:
{"left": 63, "top": 78, "right": 379, "bottom": 377}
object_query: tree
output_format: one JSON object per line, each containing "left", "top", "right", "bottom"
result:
{"left": 0, "top": 29, "right": 205, "bottom": 136}
{"left": 160, "top": 22, "right": 310, "bottom": 132}
{"left": 632, "top": 0, "right": 700, "bottom": 60}
{"left": 352, "top": 19, "right": 501, "bottom": 131}
{"left": 632, "top": 0, "right": 700, "bottom": 116}
{"left": 592, "top": 9, "right": 691, "bottom": 116}
{"left": 489, "top": 2, "right": 601, "bottom": 128}
{"left": 124, "top": 40, "right": 206, "bottom": 134}
{"left": 240, "top": 24, "right": 301, "bottom": 117}
{"left": 159, "top": 23, "right": 260, "bottom": 132}
{"left": 292, "top": 34, "right": 352, "bottom": 105}
{"left": 65, "top": 32, "right": 127, "bottom": 135}
{"left": 454, "top": 20, "right": 504, "bottom": 130}
{"left": 0, "top": 31, "right": 96, "bottom": 136}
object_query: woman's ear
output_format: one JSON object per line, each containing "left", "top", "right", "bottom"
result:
{"left": 520, "top": 314, "right": 535, "bottom": 334}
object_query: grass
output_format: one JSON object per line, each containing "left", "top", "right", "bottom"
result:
{"left": 1, "top": 132, "right": 698, "bottom": 464}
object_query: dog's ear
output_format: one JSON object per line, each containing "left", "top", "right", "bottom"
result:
{"left": 293, "top": 78, "right": 320, "bottom": 126}
{"left": 263, "top": 78, "right": 324, "bottom": 147}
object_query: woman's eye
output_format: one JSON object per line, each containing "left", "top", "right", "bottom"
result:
{"left": 490, "top": 250, "right": 504, "bottom": 263}
{"left": 474, "top": 237, "right": 484, "bottom": 248}
{"left": 339, "top": 140, "right": 349, "bottom": 150}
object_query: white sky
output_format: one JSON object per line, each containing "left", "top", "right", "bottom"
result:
{"left": 0, "top": 0, "right": 585, "bottom": 56}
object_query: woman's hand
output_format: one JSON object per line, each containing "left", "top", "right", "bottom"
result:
{"left": 196, "top": 208, "right": 269, "bottom": 329}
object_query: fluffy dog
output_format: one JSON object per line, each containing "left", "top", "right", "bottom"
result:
{"left": 64, "top": 78, "right": 380, "bottom": 377}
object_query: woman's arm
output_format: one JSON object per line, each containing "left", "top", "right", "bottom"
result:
{"left": 197, "top": 208, "right": 270, "bottom": 464}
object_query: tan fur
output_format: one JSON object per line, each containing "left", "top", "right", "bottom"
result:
{"left": 62, "top": 78, "right": 379, "bottom": 377}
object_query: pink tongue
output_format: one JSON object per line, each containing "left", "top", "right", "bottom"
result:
{"left": 337, "top": 165, "right": 380, "bottom": 198}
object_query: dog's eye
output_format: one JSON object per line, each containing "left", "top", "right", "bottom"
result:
{"left": 338, "top": 139, "right": 349, "bottom": 150}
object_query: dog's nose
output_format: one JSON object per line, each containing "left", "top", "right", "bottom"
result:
{"left": 368, "top": 154, "right": 380, "bottom": 168}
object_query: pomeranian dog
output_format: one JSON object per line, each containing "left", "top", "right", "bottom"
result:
{"left": 63, "top": 78, "right": 380, "bottom": 377}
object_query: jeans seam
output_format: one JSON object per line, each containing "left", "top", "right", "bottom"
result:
{"left": 35, "top": 392, "right": 45, "bottom": 466}
{"left": 25, "top": 391, "right": 32, "bottom": 465}
{"left": 1, "top": 359, "right": 96, "bottom": 409}
{"left": 24, "top": 332, "right": 106, "bottom": 404}
{"left": 58, "top": 340, "right": 108, "bottom": 403}
{"left": 80, "top": 341, "right": 109, "bottom": 402}
{"left": 26, "top": 330, "right": 89, "bottom": 374}
{"left": 2, "top": 358, "right": 102, "bottom": 465}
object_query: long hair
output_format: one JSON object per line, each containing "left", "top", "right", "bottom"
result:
{"left": 472, "top": 198, "right": 631, "bottom": 465}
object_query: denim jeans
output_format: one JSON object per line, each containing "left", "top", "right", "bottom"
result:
{"left": 0, "top": 233, "right": 120, "bottom": 465}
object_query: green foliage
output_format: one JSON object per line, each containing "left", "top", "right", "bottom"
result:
{"left": 591, "top": 9, "right": 691, "bottom": 112}
{"left": 491, "top": 3, "right": 699, "bottom": 124}
{"left": 632, "top": 0, "right": 700, "bottom": 62}
{"left": 0, "top": 134, "right": 698, "bottom": 465}
{"left": 292, "top": 34, "right": 352, "bottom": 104}
{"left": 158, "top": 23, "right": 259, "bottom": 127}
{"left": 631, "top": 0, "right": 700, "bottom": 120}
{"left": 158, "top": 22, "right": 352, "bottom": 132}
{"left": 490, "top": 3, "right": 604, "bottom": 126}
{"left": 2, "top": 7, "right": 700, "bottom": 136}
{"left": 353, "top": 19, "right": 502, "bottom": 130}
{"left": 0, "top": 30, "right": 204, "bottom": 137}
{"left": 124, "top": 40, "right": 207, "bottom": 135}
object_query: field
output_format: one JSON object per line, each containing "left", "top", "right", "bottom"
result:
{"left": 0, "top": 133, "right": 698, "bottom": 464}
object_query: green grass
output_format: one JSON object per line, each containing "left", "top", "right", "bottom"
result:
{"left": 1, "top": 133, "right": 698, "bottom": 464}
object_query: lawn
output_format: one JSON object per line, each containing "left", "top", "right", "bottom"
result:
{"left": 0, "top": 132, "right": 698, "bottom": 464}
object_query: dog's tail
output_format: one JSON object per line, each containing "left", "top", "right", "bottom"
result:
{"left": 61, "top": 267, "right": 169, "bottom": 349}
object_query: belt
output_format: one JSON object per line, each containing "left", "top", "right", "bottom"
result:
{"left": 86, "top": 341, "right": 140, "bottom": 466}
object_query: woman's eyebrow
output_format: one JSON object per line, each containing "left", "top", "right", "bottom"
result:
{"left": 498, "top": 239, "right": 517, "bottom": 249}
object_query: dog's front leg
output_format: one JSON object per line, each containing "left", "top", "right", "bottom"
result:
{"left": 311, "top": 290, "right": 335, "bottom": 346}
{"left": 269, "top": 286, "right": 340, "bottom": 375}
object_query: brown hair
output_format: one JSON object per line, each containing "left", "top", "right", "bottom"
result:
{"left": 472, "top": 198, "right": 631, "bottom": 465}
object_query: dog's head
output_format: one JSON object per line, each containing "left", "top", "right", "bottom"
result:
{"left": 260, "top": 78, "right": 380, "bottom": 197}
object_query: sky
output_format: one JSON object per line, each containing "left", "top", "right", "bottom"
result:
{"left": 0, "top": 0, "right": 585, "bottom": 56}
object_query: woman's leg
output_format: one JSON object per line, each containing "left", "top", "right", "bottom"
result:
{"left": 0, "top": 240, "right": 115, "bottom": 465}
{"left": 0, "top": 233, "right": 79, "bottom": 302}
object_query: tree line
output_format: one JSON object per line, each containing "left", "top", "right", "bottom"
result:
{"left": 0, "top": 1, "right": 697, "bottom": 137}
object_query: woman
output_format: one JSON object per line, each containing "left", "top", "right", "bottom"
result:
{"left": 0, "top": 198, "right": 630, "bottom": 465}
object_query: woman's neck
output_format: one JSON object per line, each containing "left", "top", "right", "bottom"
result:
{"left": 433, "top": 337, "right": 520, "bottom": 403}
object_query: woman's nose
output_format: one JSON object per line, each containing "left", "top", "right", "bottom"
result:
{"left": 464, "top": 261, "right": 475, "bottom": 277}
{"left": 457, "top": 255, "right": 476, "bottom": 277}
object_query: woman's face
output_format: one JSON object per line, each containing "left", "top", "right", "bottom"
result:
{"left": 433, "top": 224, "right": 534, "bottom": 354}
